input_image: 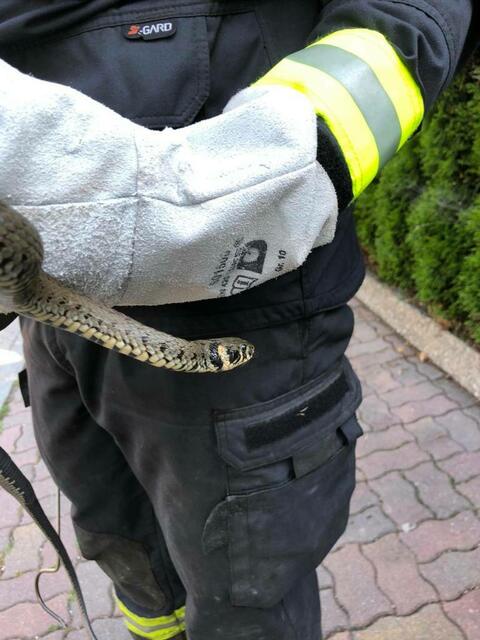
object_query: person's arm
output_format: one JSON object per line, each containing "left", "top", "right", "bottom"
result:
{"left": 0, "top": 2, "right": 475, "bottom": 310}
{"left": 0, "top": 59, "right": 335, "bottom": 306}
{"left": 255, "top": 0, "right": 475, "bottom": 210}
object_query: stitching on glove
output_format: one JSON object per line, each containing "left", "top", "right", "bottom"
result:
{"left": 119, "top": 131, "right": 142, "bottom": 305}
{"left": 10, "top": 196, "right": 137, "bottom": 209}
{"left": 139, "top": 161, "right": 320, "bottom": 208}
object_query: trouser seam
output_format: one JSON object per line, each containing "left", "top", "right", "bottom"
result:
{"left": 301, "top": 316, "right": 310, "bottom": 387}
{"left": 281, "top": 599, "right": 300, "bottom": 640}
{"left": 20, "top": 319, "right": 74, "bottom": 377}
{"left": 152, "top": 514, "right": 179, "bottom": 612}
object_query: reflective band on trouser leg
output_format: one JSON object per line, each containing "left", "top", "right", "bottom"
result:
{"left": 116, "top": 597, "right": 186, "bottom": 639}
{"left": 255, "top": 28, "right": 424, "bottom": 198}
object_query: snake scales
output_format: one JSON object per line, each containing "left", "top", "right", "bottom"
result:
{"left": 0, "top": 200, "right": 255, "bottom": 638}
{"left": 0, "top": 201, "right": 254, "bottom": 372}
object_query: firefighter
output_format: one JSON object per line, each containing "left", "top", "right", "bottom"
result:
{"left": 0, "top": 1, "right": 477, "bottom": 639}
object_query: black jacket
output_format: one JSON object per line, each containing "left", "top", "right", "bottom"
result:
{"left": 0, "top": 1, "right": 476, "bottom": 336}
{"left": 0, "top": 1, "right": 476, "bottom": 104}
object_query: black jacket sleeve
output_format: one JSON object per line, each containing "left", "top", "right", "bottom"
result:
{"left": 307, "top": 0, "right": 476, "bottom": 208}
{"left": 312, "top": 0, "right": 476, "bottom": 111}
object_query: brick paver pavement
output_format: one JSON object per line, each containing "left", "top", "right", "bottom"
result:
{"left": 0, "top": 300, "right": 479, "bottom": 639}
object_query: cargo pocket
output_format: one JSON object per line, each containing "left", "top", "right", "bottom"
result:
{"left": 203, "top": 358, "right": 363, "bottom": 609}
{"left": 6, "top": 12, "right": 210, "bottom": 129}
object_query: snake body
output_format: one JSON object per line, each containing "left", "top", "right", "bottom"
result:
{"left": 0, "top": 201, "right": 254, "bottom": 373}
{"left": 0, "top": 201, "right": 256, "bottom": 638}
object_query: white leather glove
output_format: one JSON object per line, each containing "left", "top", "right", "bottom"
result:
{"left": 0, "top": 59, "right": 338, "bottom": 306}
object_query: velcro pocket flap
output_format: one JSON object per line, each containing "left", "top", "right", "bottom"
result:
{"left": 214, "top": 357, "right": 362, "bottom": 472}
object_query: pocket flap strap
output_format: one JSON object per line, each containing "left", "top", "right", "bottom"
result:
{"left": 340, "top": 416, "right": 364, "bottom": 444}
{"left": 292, "top": 415, "right": 363, "bottom": 478}
{"left": 292, "top": 429, "right": 341, "bottom": 478}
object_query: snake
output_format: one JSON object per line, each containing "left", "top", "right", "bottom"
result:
{"left": 0, "top": 200, "right": 255, "bottom": 638}
{"left": 0, "top": 201, "right": 255, "bottom": 373}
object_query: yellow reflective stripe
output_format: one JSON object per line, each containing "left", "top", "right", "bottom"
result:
{"left": 311, "top": 29, "right": 425, "bottom": 148}
{"left": 256, "top": 57, "right": 378, "bottom": 196}
{"left": 124, "top": 619, "right": 186, "bottom": 640}
{"left": 116, "top": 598, "right": 185, "bottom": 627}
{"left": 255, "top": 28, "right": 424, "bottom": 197}
{"left": 290, "top": 44, "right": 402, "bottom": 170}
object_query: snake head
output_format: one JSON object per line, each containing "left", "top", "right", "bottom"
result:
{"left": 206, "top": 338, "right": 255, "bottom": 372}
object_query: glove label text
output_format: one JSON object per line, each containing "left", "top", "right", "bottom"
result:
{"left": 209, "top": 238, "right": 284, "bottom": 297}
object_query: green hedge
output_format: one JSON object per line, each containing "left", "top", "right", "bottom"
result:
{"left": 355, "top": 53, "right": 480, "bottom": 345}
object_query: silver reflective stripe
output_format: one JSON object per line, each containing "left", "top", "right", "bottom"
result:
{"left": 289, "top": 44, "right": 402, "bottom": 168}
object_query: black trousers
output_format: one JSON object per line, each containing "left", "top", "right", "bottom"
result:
{"left": 21, "top": 302, "right": 362, "bottom": 640}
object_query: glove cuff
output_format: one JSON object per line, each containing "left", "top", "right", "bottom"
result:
{"left": 228, "top": 88, "right": 353, "bottom": 211}
{"left": 316, "top": 117, "right": 353, "bottom": 212}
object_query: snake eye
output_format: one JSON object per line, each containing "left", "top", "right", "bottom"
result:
{"left": 227, "top": 342, "right": 255, "bottom": 366}
{"left": 226, "top": 345, "right": 242, "bottom": 366}
{"left": 206, "top": 339, "right": 255, "bottom": 372}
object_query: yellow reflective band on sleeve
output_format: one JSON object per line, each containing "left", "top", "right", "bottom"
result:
{"left": 116, "top": 597, "right": 186, "bottom": 640}
{"left": 256, "top": 57, "right": 379, "bottom": 195}
{"left": 255, "top": 28, "right": 425, "bottom": 198}
{"left": 311, "top": 29, "right": 425, "bottom": 149}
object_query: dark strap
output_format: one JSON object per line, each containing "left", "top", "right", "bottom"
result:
{"left": 0, "top": 446, "right": 99, "bottom": 640}
{"left": 18, "top": 368, "right": 30, "bottom": 408}
{"left": 0, "top": 312, "right": 17, "bottom": 331}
